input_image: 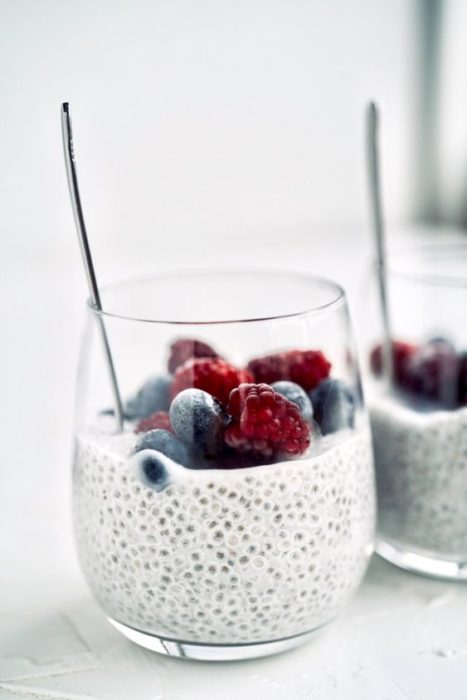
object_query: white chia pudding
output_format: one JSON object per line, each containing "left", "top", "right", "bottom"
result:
{"left": 370, "top": 395, "right": 467, "bottom": 557}
{"left": 73, "top": 425, "right": 375, "bottom": 644}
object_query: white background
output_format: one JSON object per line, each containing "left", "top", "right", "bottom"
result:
{"left": 2, "top": 0, "right": 416, "bottom": 263}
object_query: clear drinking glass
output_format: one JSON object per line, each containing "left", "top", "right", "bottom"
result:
{"left": 367, "top": 244, "right": 467, "bottom": 579}
{"left": 73, "top": 270, "right": 375, "bottom": 660}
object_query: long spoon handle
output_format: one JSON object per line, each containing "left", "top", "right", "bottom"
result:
{"left": 367, "top": 101, "right": 394, "bottom": 385}
{"left": 61, "top": 102, "right": 124, "bottom": 431}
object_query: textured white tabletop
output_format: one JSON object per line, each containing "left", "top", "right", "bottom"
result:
{"left": 1, "top": 225, "right": 467, "bottom": 699}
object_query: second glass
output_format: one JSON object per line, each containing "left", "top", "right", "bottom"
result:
{"left": 367, "top": 244, "right": 467, "bottom": 579}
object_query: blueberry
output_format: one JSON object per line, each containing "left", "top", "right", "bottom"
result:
{"left": 309, "top": 379, "right": 355, "bottom": 435}
{"left": 271, "top": 381, "right": 313, "bottom": 422}
{"left": 427, "top": 336, "right": 454, "bottom": 348}
{"left": 133, "top": 429, "right": 190, "bottom": 467}
{"left": 124, "top": 375, "right": 171, "bottom": 419}
{"left": 170, "top": 388, "right": 228, "bottom": 457}
{"left": 99, "top": 407, "right": 116, "bottom": 416}
{"left": 131, "top": 449, "right": 171, "bottom": 492}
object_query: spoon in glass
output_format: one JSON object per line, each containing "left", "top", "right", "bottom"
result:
{"left": 61, "top": 102, "right": 124, "bottom": 431}
{"left": 366, "top": 101, "right": 394, "bottom": 386}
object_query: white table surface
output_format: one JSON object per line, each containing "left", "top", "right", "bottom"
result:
{"left": 2, "top": 224, "right": 467, "bottom": 700}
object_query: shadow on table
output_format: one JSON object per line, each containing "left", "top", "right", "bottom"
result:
{"left": 362, "top": 553, "right": 467, "bottom": 593}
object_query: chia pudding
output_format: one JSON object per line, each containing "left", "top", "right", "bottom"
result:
{"left": 73, "top": 424, "right": 374, "bottom": 644}
{"left": 371, "top": 395, "right": 467, "bottom": 557}
{"left": 369, "top": 339, "right": 467, "bottom": 563}
{"left": 73, "top": 338, "right": 375, "bottom": 645}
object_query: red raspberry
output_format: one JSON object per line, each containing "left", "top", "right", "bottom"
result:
{"left": 171, "top": 358, "right": 254, "bottom": 405}
{"left": 168, "top": 338, "right": 220, "bottom": 374}
{"left": 135, "top": 411, "right": 172, "bottom": 434}
{"left": 225, "top": 383, "right": 311, "bottom": 459}
{"left": 247, "top": 350, "right": 331, "bottom": 391}
{"left": 370, "top": 340, "right": 417, "bottom": 386}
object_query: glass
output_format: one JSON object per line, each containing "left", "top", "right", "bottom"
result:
{"left": 73, "top": 270, "right": 375, "bottom": 660}
{"left": 366, "top": 244, "right": 467, "bottom": 579}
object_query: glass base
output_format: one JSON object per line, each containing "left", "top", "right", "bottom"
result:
{"left": 108, "top": 617, "right": 319, "bottom": 661}
{"left": 376, "top": 537, "right": 467, "bottom": 581}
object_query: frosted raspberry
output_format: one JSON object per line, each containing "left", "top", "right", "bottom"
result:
{"left": 136, "top": 411, "right": 172, "bottom": 434}
{"left": 168, "top": 338, "right": 220, "bottom": 373}
{"left": 224, "top": 383, "right": 311, "bottom": 459}
{"left": 370, "top": 340, "right": 417, "bottom": 386}
{"left": 171, "top": 358, "right": 254, "bottom": 405}
{"left": 247, "top": 349, "right": 331, "bottom": 391}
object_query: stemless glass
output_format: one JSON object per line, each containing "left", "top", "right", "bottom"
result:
{"left": 73, "top": 270, "right": 375, "bottom": 660}
{"left": 366, "top": 244, "right": 467, "bottom": 580}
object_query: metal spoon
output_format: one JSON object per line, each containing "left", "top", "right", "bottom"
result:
{"left": 61, "top": 102, "right": 124, "bottom": 431}
{"left": 366, "top": 101, "right": 394, "bottom": 385}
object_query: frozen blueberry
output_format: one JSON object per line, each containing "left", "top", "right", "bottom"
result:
{"left": 309, "top": 379, "right": 355, "bottom": 435}
{"left": 99, "top": 407, "right": 116, "bottom": 416}
{"left": 131, "top": 449, "right": 171, "bottom": 492}
{"left": 124, "top": 375, "right": 171, "bottom": 419}
{"left": 170, "top": 388, "right": 228, "bottom": 457}
{"left": 427, "top": 336, "right": 454, "bottom": 349}
{"left": 133, "top": 429, "right": 190, "bottom": 467}
{"left": 271, "top": 380, "right": 313, "bottom": 422}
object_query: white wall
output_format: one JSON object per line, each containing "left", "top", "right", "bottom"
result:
{"left": 436, "top": 0, "right": 467, "bottom": 226}
{"left": 0, "top": 0, "right": 417, "bottom": 277}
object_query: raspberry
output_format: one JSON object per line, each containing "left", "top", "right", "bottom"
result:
{"left": 168, "top": 338, "right": 220, "bottom": 374}
{"left": 247, "top": 350, "right": 331, "bottom": 391}
{"left": 171, "top": 358, "right": 254, "bottom": 405}
{"left": 224, "top": 383, "right": 311, "bottom": 459}
{"left": 370, "top": 341, "right": 417, "bottom": 386}
{"left": 135, "top": 411, "right": 172, "bottom": 434}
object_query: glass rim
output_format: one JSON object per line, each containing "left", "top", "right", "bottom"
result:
{"left": 385, "top": 242, "right": 467, "bottom": 288}
{"left": 87, "top": 268, "right": 346, "bottom": 325}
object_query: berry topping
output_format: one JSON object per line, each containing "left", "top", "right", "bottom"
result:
{"left": 458, "top": 352, "right": 467, "bottom": 406}
{"left": 405, "top": 339, "right": 459, "bottom": 406}
{"left": 134, "top": 429, "right": 190, "bottom": 467}
{"left": 271, "top": 380, "right": 313, "bottom": 422}
{"left": 131, "top": 449, "right": 171, "bottom": 492}
{"left": 224, "top": 383, "right": 311, "bottom": 460}
{"left": 170, "top": 388, "right": 229, "bottom": 457}
{"left": 309, "top": 379, "right": 356, "bottom": 435}
{"left": 247, "top": 350, "right": 331, "bottom": 391}
{"left": 135, "top": 411, "right": 172, "bottom": 434}
{"left": 171, "top": 358, "right": 253, "bottom": 405}
{"left": 124, "top": 375, "right": 171, "bottom": 419}
{"left": 369, "top": 341, "right": 417, "bottom": 386}
{"left": 168, "top": 338, "right": 220, "bottom": 374}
